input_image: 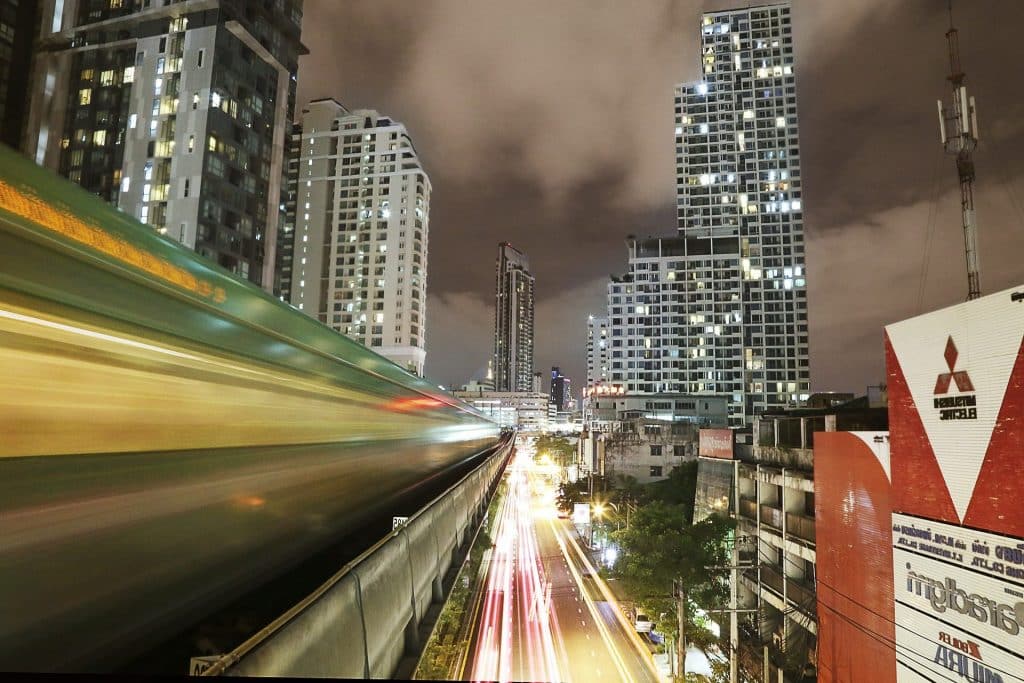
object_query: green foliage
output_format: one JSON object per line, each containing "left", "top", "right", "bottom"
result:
{"left": 533, "top": 434, "right": 577, "bottom": 467}
{"left": 555, "top": 479, "right": 588, "bottom": 512}
{"left": 643, "top": 461, "right": 699, "bottom": 520}
{"left": 610, "top": 502, "right": 734, "bottom": 648}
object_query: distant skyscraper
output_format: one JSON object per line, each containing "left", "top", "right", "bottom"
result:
{"left": 285, "top": 99, "right": 431, "bottom": 376}
{"left": 550, "top": 366, "right": 571, "bottom": 412}
{"left": 606, "top": 3, "right": 808, "bottom": 426}
{"left": 493, "top": 243, "right": 535, "bottom": 392}
{"left": 25, "top": 0, "right": 306, "bottom": 291}
{"left": 586, "top": 315, "right": 610, "bottom": 389}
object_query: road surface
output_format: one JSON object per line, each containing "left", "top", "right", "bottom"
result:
{"left": 465, "top": 450, "right": 661, "bottom": 682}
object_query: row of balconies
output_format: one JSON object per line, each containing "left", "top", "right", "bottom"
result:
{"left": 738, "top": 496, "right": 815, "bottom": 544}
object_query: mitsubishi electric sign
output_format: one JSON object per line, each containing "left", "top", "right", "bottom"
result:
{"left": 885, "top": 285, "right": 1024, "bottom": 683}
{"left": 885, "top": 284, "right": 1024, "bottom": 538}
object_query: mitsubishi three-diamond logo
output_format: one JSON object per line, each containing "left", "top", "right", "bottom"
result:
{"left": 933, "top": 336, "right": 978, "bottom": 420}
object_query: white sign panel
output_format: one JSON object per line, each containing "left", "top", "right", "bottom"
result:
{"left": 893, "top": 513, "right": 1024, "bottom": 587}
{"left": 392, "top": 516, "right": 408, "bottom": 530}
{"left": 572, "top": 503, "right": 590, "bottom": 526}
{"left": 893, "top": 514, "right": 1024, "bottom": 683}
{"left": 894, "top": 605, "right": 1024, "bottom": 683}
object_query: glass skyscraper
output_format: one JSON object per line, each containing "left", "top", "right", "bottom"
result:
{"left": 25, "top": 0, "right": 306, "bottom": 291}
{"left": 493, "top": 242, "right": 535, "bottom": 393}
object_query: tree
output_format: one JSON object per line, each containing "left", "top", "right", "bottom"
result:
{"left": 610, "top": 502, "right": 734, "bottom": 654}
{"left": 643, "top": 461, "right": 699, "bottom": 521}
{"left": 534, "top": 434, "right": 576, "bottom": 468}
{"left": 555, "top": 479, "right": 587, "bottom": 512}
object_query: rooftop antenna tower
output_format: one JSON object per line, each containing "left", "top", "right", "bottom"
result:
{"left": 936, "top": 0, "right": 981, "bottom": 300}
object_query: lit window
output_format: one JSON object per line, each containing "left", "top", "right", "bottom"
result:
{"left": 208, "top": 135, "right": 217, "bottom": 152}
{"left": 121, "top": 176, "right": 130, "bottom": 192}
{"left": 93, "top": 130, "right": 106, "bottom": 146}
{"left": 696, "top": 83, "right": 707, "bottom": 95}
{"left": 128, "top": 113, "right": 137, "bottom": 129}
{"left": 78, "top": 88, "right": 91, "bottom": 105}
{"left": 775, "top": 116, "right": 786, "bottom": 128}
{"left": 210, "top": 91, "right": 221, "bottom": 108}
{"left": 187, "top": 135, "right": 194, "bottom": 152}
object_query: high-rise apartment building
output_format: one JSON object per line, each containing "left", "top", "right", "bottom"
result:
{"left": 285, "top": 99, "right": 431, "bottom": 376}
{"left": 0, "top": 0, "right": 40, "bottom": 149}
{"left": 549, "top": 366, "right": 571, "bottom": 412}
{"left": 25, "top": 0, "right": 305, "bottom": 290}
{"left": 676, "top": 2, "right": 809, "bottom": 422}
{"left": 585, "top": 315, "right": 610, "bottom": 389}
{"left": 493, "top": 242, "right": 535, "bottom": 392}
{"left": 604, "top": 3, "right": 808, "bottom": 426}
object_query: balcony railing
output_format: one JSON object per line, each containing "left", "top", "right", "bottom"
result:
{"left": 760, "top": 504, "right": 783, "bottom": 529}
{"left": 786, "top": 576, "right": 816, "bottom": 614}
{"left": 739, "top": 497, "right": 757, "bottom": 520}
{"left": 786, "top": 511, "right": 816, "bottom": 544}
{"left": 760, "top": 565, "right": 785, "bottom": 597}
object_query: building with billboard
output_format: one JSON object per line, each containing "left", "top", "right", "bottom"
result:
{"left": 579, "top": 393, "right": 728, "bottom": 483}
{"left": 691, "top": 398, "right": 887, "bottom": 681}
{"left": 814, "top": 284, "right": 1024, "bottom": 683}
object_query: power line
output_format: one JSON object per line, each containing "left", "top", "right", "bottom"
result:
{"left": 814, "top": 579, "right": 1022, "bottom": 682}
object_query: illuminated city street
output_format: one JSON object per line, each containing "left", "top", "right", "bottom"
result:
{"left": 467, "top": 448, "right": 661, "bottom": 683}
{"left": 2, "top": 1, "right": 1022, "bottom": 679}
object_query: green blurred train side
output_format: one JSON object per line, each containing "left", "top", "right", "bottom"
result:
{"left": 0, "top": 143, "right": 487, "bottom": 423}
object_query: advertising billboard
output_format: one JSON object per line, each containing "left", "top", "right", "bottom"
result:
{"left": 893, "top": 521, "right": 1024, "bottom": 682}
{"left": 885, "top": 284, "right": 1024, "bottom": 681}
{"left": 814, "top": 431, "right": 895, "bottom": 683}
{"left": 816, "top": 284, "right": 1024, "bottom": 683}
{"left": 885, "top": 284, "right": 1024, "bottom": 538}
{"left": 698, "top": 428, "right": 733, "bottom": 459}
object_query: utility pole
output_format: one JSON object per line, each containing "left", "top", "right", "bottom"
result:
{"left": 675, "top": 579, "right": 686, "bottom": 679}
{"left": 936, "top": 0, "right": 981, "bottom": 300}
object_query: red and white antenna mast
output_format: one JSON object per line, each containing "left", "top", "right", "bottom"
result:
{"left": 936, "top": 0, "right": 981, "bottom": 300}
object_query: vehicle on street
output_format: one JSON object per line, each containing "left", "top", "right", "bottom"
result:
{"left": 635, "top": 613, "right": 652, "bottom": 633}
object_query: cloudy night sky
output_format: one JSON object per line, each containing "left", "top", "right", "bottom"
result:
{"left": 297, "top": 0, "right": 1023, "bottom": 395}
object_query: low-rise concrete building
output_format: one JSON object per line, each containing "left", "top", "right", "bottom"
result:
{"left": 579, "top": 393, "right": 729, "bottom": 484}
{"left": 729, "top": 397, "right": 888, "bottom": 681}
{"left": 453, "top": 389, "right": 549, "bottom": 432}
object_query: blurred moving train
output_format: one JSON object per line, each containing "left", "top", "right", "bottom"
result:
{"left": 0, "top": 145, "right": 502, "bottom": 671}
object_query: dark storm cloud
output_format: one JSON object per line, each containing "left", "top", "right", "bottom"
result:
{"left": 298, "top": 0, "right": 1024, "bottom": 394}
